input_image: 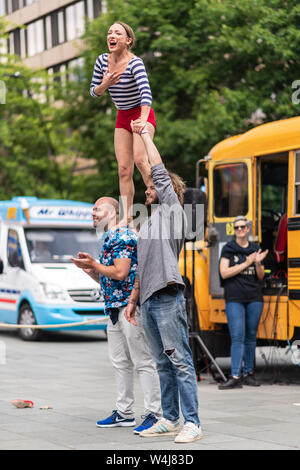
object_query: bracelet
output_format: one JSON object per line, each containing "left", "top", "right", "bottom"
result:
{"left": 255, "top": 262, "right": 262, "bottom": 266}
{"left": 128, "top": 300, "right": 137, "bottom": 304}
{"left": 141, "top": 130, "right": 149, "bottom": 134}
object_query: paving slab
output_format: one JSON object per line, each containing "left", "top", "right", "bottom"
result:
{"left": 1, "top": 327, "right": 300, "bottom": 454}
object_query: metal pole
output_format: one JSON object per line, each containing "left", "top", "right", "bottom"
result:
{"left": 190, "top": 332, "right": 227, "bottom": 382}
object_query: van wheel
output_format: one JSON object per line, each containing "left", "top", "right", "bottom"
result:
{"left": 18, "top": 303, "right": 42, "bottom": 341}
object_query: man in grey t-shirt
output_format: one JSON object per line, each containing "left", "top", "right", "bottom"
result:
{"left": 125, "top": 129, "right": 202, "bottom": 444}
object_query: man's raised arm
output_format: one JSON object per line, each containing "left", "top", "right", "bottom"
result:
{"left": 131, "top": 121, "right": 162, "bottom": 167}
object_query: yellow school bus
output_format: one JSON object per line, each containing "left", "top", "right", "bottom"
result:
{"left": 180, "top": 116, "right": 300, "bottom": 359}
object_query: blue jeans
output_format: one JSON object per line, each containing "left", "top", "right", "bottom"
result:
{"left": 141, "top": 290, "right": 200, "bottom": 426}
{"left": 225, "top": 301, "right": 263, "bottom": 377}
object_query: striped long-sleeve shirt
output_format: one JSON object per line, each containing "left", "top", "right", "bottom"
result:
{"left": 90, "top": 53, "right": 152, "bottom": 110}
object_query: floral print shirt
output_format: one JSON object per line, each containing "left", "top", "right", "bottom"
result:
{"left": 99, "top": 227, "right": 137, "bottom": 312}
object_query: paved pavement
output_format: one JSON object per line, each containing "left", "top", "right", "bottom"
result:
{"left": 0, "top": 327, "right": 300, "bottom": 452}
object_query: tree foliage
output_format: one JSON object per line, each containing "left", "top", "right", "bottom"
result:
{"left": 1, "top": 0, "right": 300, "bottom": 202}
{"left": 0, "top": 18, "right": 72, "bottom": 200}
{"left": 63, "top": 0, "right": 300, "bottom": 202}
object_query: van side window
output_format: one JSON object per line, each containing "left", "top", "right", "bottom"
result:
{"left": 7, "top": 229, "right": 25, "bottom": 269}
{"left": 295, "top": 150, "right": 300, "bottom": 215}
{"left": 213, "top": 163, "right": 248, "bottom": 217}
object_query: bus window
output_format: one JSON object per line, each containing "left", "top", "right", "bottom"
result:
{"left": 213, "top": 163, "right": 248, "bottom": 217}
{"left": 295, "top": 150, "right": 300, "bottom": 215}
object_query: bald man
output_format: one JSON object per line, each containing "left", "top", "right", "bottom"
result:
{"left": 71, "top": 197, "right": 161, "bottom": 434}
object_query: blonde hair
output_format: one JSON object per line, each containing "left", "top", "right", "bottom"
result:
{"left": 234, "top": 215, "right": 249, "bottom": 226}
{"left": 115, "top": 22, "right": 136, "bottom": 49}
{"left": 168, "top": 171, "right": 186, "bottom": 206}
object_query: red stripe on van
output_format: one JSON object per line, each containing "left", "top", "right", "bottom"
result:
{"left": 0, "top": 298, "right": 17, "bottom": 304}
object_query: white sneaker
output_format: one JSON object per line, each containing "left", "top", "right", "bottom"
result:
{"left": 174, "top": 422, "right": 203, "bottom": 443}
{"left": 139, "top": 418, "right": 180, "bottom": 437}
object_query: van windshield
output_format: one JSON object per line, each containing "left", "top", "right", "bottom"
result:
{"left": 24, "top": 228, "right": 100, "bottom": 263}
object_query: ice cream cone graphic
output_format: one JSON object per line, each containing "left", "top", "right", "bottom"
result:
{"left": 20, "top": 198, "right": 30, "bottom": 223}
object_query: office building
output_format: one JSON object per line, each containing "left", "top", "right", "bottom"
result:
{"left": 1, "top": 0, "right": 103, "bottom": 76}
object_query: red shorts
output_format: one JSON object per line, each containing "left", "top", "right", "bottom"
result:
{"left": 115, "top": 107, "right": 156, "bottom": 133}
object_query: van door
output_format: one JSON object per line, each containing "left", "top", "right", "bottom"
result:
{"left": 288, "top": 150, "right": 300, "bottom": 311}
{"left": 0, "top": 227, "right": 13, "bottom": 324}
{"left": 208, "top": 158, "right": 253, "bottom": 297}
{"left": 1, "top": 228, "right": 25, "bottom": 323}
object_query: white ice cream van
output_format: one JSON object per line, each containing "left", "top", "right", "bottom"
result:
{"left": 0, "top": 197, "right": 107, "bottom": 340}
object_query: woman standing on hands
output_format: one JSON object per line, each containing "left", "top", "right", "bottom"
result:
{"left": 90, "top": 22, "right": 155, "bottom": 220}
{"left": 219, "top": 216, "right": 268, "bottom": 389}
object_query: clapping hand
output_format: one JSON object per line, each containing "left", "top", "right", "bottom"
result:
{"left": 245, "top": 252, "right": 257, "bottom": 267}
{"left": 70, "top": 252, "right": 95, "bottom": 270}
{"left": 254, "top": 249, "right": 269, "bottom": 264}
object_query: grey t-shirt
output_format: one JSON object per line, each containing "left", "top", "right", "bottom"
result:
{"left": 138, "top": 163, "right": 186, "bottom": 305}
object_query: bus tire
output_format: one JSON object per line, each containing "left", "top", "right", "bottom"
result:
{"left": 18, "top": 303, "right": 43, "bottom": 341}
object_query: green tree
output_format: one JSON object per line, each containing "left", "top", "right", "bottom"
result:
{"left": 2, "top": 0, "right": 300, "bottom": 202}
{"left": 62, "top": 0, "right": 300, "bottom": 202}
{"left": 0, "top": 19, "right": 72, "bottom": 200}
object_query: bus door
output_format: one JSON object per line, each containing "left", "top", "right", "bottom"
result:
{"left": 287, "top": 149, "right": 300, "bottom": 337}
{"left": 208, "top": 159, "right": 253, "bottom": 298}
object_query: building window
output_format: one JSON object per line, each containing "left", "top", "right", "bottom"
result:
{"left": 68, "top": 57, "right": 85, "bottom": 82}
{"left": 5, "top": 0, "right": 27, "bottom": 13}
{"left": 25, "top": 0, "right": 38, "bottom": 6}
{"left": 9, "top": 29, "right": 22, "bottom": 56}
{"left": 13, "top": 28, "right": 21, "bottom": 55}
{"left": 47, "top": 57, "right": 85, "bottom": 86}
{"left": 45, "top": 15, "right": 52, "bottom": 49}
{"left": 20, "top": 26, "right": 26, "bottom": 58}
{"left": 87, "top": 0, "right": 101, "bottom": 19}
{"left": 66, "top": 1, "right": 85, "bottom": 41}
{"left": 9, "top": 31, "right": 14, "bottom": 54}
{"left": 0, "top": 0, "right": 5, "bottom": 16}
{"left": 27, "top": 18, "right": 45, "bottom": 57}
{"left": 6, "top": 0, "right": 101, "bottom": 58}
{"left": 45, "top": 9, "right": 65, "bottom": 49}
{"left": 0, "top": 37, "right": 8, "bottom": 63}
{"left": 58, "top": 10, "right": 65, "bottom": 44}
{"left": 7, "top": 28, "right": 23, "bottom": 56}
{"left": 87, "top": 0, "right": 94, "bottom": 20}
{"left": 12, "top": 0, "right": 20, "bottom": 11}
{"left": 51, "top": 11, "right": 59, "bottom": 47}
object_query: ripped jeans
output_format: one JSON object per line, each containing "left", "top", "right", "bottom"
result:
{"left": 141, "top": 290, "right": 200, "bottom": 426}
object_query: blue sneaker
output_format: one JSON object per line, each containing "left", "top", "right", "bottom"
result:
{"left": 133, "top": 413, "right": 158, "bottom": 434}
{"left": 96, "top": 410, "right": 136, "bottom": 428}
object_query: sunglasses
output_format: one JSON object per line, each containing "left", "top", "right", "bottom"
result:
{"left": 234, "top": 225, "right": 247, "bottom": 230}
